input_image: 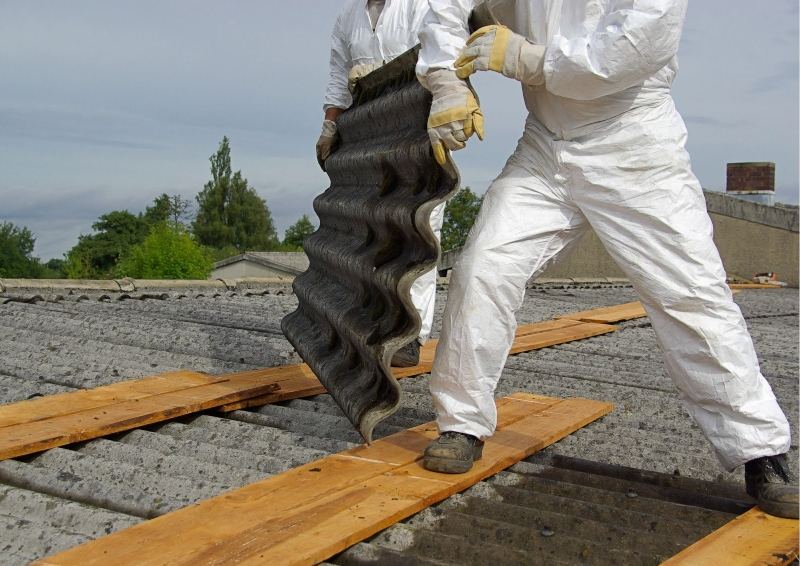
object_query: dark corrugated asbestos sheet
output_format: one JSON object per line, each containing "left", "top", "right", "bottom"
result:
{"left": 282, "top": 49, "right": 459, "bottom": 442}
{"left": 0, "top": 284, "right": 796, "bottom": 565}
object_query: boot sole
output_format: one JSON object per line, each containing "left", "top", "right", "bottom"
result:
{"left": 422, "top": 444, "right": 484, "bottom": 474}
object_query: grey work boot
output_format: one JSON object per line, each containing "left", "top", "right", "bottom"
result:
{"left": 391, "top": 341, "right": 420, "bottom": 368}
{"left": 422, "top": 431, "right": 484, "bottom": 474}
{"left": 744, "top": 454, "right": 799, "bottom": 519}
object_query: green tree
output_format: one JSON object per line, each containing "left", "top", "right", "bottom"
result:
{"left": 64, "top": 210, "right": 150, "bottom": 278}
{"left": 116, "top": 224, "right": 213, "bottom": 279}
{"left": 282, "top": 214, "right": 316, "bottom": 250}
{"left": 41, "top": 258, "right": 66, "bottom": 279}
{"left": 0, "top": 222, "right": 43, "bottom": 278}
{"left": 145, "top": 193, "right": 193, "bottom": 228}
{"left": 441, "top": 186, "right": 483, "bottom": 251}
{"left": 193, "top": 137, "right": 277, "bottom": 251}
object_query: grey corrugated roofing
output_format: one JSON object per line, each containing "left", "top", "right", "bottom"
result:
{"left": 0, "top": 282, "right": 796, "bottom": 565}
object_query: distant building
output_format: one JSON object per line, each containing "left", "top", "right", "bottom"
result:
{"left": 211, "top": 252, "right": 310, "bottom": 280}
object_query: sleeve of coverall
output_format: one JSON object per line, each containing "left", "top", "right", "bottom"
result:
{"left": 415, "top": 0, "right": 477, "bottom": 88}
{"left": 323, "top": 15, "right": 353, "bottom": 111}
{"left": 544, "top": 0, "right": 687, "bottom": 100}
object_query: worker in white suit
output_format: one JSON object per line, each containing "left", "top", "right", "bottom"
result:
{"left": 318, "top": 0, "right": 444, "bottom": 367}
{"left": 416, "top": 0, "right": 797, "bottom": 519}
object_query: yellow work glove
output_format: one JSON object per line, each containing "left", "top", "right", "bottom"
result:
{"left": 455, "top": 25, "right": 545, "bottom": 86}
{"left": 316, "top": 119, "right": 338, "bottom": 172}
{"left": 425, "top": 69, "right": 485, "bottom": 166}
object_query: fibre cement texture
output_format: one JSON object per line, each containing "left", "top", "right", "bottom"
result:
{"left": 0, "top": 283, "right": 796, "bottom": 565}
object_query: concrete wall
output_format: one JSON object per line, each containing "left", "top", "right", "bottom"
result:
{"left": 212, "top": 261, "right": 294, "bottom": 280}
{"left": 440, "top": 191, "right": 799, "bottom": 287}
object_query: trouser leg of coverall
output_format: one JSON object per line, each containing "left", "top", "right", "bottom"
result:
{"left": 430, "top": 140, "right": 588, "bottom": 438}
{"left": 411, "top": 202, "right": 446, "bottom": 343}
{"left": 564, "top": 105, "right": 790, "bottom": 471}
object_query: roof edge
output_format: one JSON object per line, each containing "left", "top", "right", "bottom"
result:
{"left": 0, "top": 277, "right": 295, "bottom": 293}
{"left": 703, "top": 190, "right": 799, "bottom": 232}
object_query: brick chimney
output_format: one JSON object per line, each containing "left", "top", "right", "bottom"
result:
{"left": 726, "top": 162, "right": 775, "bottom": 206}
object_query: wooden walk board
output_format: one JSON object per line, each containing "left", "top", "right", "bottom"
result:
{"left": 558, "top": 301, "right": 647, "bottom": 324}
{"left": 35, "top": 393, "right": 613, "bottom": 566}
{"left": 729, "top": 283, "right": 783, "bottom": 290}
{"left": 0, "top": 371, "right": 217, "bottom": 429}
{"left": 662, "top": 507, "right": 799, "bottom": 565}
{"left": 0, "top": 371, "right": 280, "bottom": 461}
{"left": 0, "top": 318, "right": 616, "bottom": 460}
{"left": 220, "top": 318, "right": 616, "bottom": 411}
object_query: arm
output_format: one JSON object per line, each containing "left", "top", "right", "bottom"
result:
{"left": 322, "top": 15, "right": 353, "bottom": 113}
{"left": 415, "top": 0, "right": 483, "bottom": 165}
{"left": 416, "top": 0, "right": 476, "bottom": 86}
{"left": 544, "top": 0, "right": 687, "bottom": 100}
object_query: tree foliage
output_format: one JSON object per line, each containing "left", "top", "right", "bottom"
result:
{"left": 193, "top": 137, "right": 277, "bottom": 251}
{"left": 64, "top": 194, "right": 193, "bottom": 279}
{"left": 64, "top": 210, "right": 150, "bottom": 278}
{"left": 145, "top": 193, "right": 193, "bottom": 228}
{"left": 282, "top": 214, "right": 316, "bottom": 250}
{"left": 441, "top": 186, "right": 483, "bottom": 251}
{"left": 116, "top": 224, "right": 213, "bottom": 280}
{"left": 0, "top": 222, "right": 43, "bottom": 278}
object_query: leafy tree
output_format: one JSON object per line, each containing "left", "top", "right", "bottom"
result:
{"left": 441, "top": 186, "right": 483, "bottom": 251}
{"left": 116, "top": 224, "right": 213, "bottom": 279}
{"left": 282, "top": 214, "right": 316, "bottom": 250}
{"left": 64, "top": 210, "right": 150, "bottom": 278}
{"left": 145, "top": 193, "right": 193, "bottom": 228}
{"left": 0, "top": 222, "right": 43, "bottom": 278}
{"left": 41, "top": 259, "right": 66, "bottom": 279}
{"left": 193, "top": 137, "right": 278, "bottom": 251}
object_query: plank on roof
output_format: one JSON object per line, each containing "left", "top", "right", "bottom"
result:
{"left": 0, "top": 317, "right": 617, "bottom": 458}
{"left": 0, "top": 372, "right": 280, "bottom": 461}
{"left": 34, "top": 392, "right": 613, "bottom": 566}
{"left": 661, "top": 507, "right": 799, "bottom": 565}
{"left": 558, "top": 301, "right": 647, "bottom": 324}
{"left": 0, "top": 371, "right": 218, "bottom": 429}
{"left": 219, "top": 319, "right": 616, "bottom": 411}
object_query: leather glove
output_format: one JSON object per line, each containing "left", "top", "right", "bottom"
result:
{"left": 425, "top": 69, "right": 485, "bottom": 166}
{"left": 455, "top": 25, "right": 545, "bottom": 86}
{"left": 316, "top": 119, "right": 338, "bottom": 171}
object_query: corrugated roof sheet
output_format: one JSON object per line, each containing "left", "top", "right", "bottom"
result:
{"left": 0, "top": 282, "right": 796, "bottom": 564}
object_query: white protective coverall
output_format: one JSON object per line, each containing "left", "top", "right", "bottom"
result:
{"left": 325, "top": 0, "right": 444, "bottom": 343}
{"left": 417, "top": 0, "right": 791, "bottom": 471}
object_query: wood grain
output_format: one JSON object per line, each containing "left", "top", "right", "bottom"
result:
{"left": 34, "top": 393, "right": 613, "bottom": 566}
{"left": 558, "top": 301, "right": 647, "bottom": 324}
{"left": 0, "top": 372, "right": 279, "bottom": 460}
{"left": 662, "top": 507, "right": 799, "bottom": 565}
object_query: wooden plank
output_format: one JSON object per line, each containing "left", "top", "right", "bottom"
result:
{"left": 35, "top": 393, "right": 612, "bottom": 566}
{"left": 662, "top": 507, "right": 799, "bottom": 565}
{"left": 509, "top": 321, "right": 617, "bottom": 354}
{"left": 0, "top": 371, "right": 220, "bottom": 429}
{"left": 222, "top": 320, "right": 617, "bottom": 411}
{"left": 728, "top": 283, "right": 783, "bottom": 290}
{"left": 0, "top": 316, "right": 618, "bottom": 459}
{"left": 558, "top": 301, "right": 647, "bottom": 324}
{"left": 0, "top": 375, "right": 280, "bottom": 460}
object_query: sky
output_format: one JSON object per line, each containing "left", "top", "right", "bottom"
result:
{"left": 1, "top": 1, "right": 798, "bottom": 261}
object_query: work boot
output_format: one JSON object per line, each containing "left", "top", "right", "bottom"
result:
{"left": 744, "top": 454, "right": 799, "bottom": 519}
{"left": 422, "top": 431, "right": 484, "bottom": 474}
{"left": 391, "top": 341, "right": 420, "bottom": 367}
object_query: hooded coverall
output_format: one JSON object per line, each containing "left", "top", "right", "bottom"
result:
{"left": 324, "top": 0, "right": 443, "bottom": 344}
{"left": 416, "top": 0, "right": 791, "bottom": 471}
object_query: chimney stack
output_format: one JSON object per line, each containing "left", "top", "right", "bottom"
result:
{"left": 726, "top": 162, "right": 775, "bottom": 206}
